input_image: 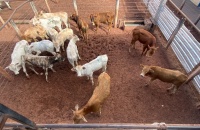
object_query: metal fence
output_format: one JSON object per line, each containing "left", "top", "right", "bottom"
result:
{"left": 143, "top": 0, "right": 200, "bottom": 93}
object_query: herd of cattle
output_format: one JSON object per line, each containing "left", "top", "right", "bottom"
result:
{"left": 2, "top": 10, "right": 189, "bottom": 123}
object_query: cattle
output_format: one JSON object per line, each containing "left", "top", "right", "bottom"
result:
{"left": 0, "top": 1, "right": 11, "bottom": 10}
{"left": 25, "top": 40, "right": 56, "bottom": 56}
{"left": 22, "top": 25, "right": 48, "bottom": 43}
{"left": 36, "top": 11, "right": 70, "bottom": 28}
{"left": 30, "top": 16, "right": 62, "bottom": 31}
{"left": 66, "top": 35, "right": 81, "bottom": 70}
{"left": 21, "top": 53, "right": 64, "bottom": 82}
{"left": 45, "top": 27, "right": 59, "bottom": 41}
{"left": 90, "top": 12, "right": 114, "bottom": 33}
{"left": 5, "top": 40, "right": 29, "bottom": 75}
{"left": 53, "top": 28, "right": 73, "bottom": 52}
{"left": 140, "top": 64, "right": 188, "bottom": 94}
{"left": 74, "top": 54, "right": 108, "bottom": 85}
{"left": 72, "top": 72, "right": 110, "bottom": 124}
{"left": 129, "top": 28, "right": 158, "bottom": 56}
{"left": 70, "top": 13, "right": 88, "bottom": 43}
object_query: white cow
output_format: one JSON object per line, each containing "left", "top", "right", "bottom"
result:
{"left": 30, "top": 16, "right": 62, "bottom": 31}
{"left": 66, "top": 35, "right": 81, "bottom": 70}
{"left": 53, "top": 28, "right": 73, "bottom": 52}
{"left": 45, "top": 27, "right": 58, "bottom": 41}
{"left": 74, "top": 54, "right": 108, "bottom": 85}
{"left": 5, "top": 40, "right": 29, "bottom": 75}
{"left": 25, "top": 40, "right": 56, "bottom": 56}
{"left": 36, "top": 11, "right": 70, "bottom": 28}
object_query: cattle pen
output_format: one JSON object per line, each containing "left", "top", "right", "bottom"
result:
{"left": 0, "top": 0, "right": 200, "bottom": 129}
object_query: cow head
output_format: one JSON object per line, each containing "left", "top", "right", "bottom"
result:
{"left": 90, "top": 13, "right": 98, "bottom": 26}
{"left": 70, "top": 13, "right": 78, "bottom": 23}
{"left": 5, "top": 63, "right": 20, "bottom": 75}
{"left": 146, "top": 46, "right": 159, "bottom": 57}
{"left": 74, "top": 65, "right": 85, "bottom": 77}
{"left": 140, "top": 64, "right": 154, "bottom": 77}
{"left": 72, "top": 104, "right": 87, "bottom": 124}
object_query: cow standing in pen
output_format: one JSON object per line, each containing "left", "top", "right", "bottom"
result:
{"left": 129, "top": 28, "right": 158, "bottom": 57}
{"left": 74, "top": 54, "right": 108, "bottom": 85}
{"left": 72, "top": 72, "right": 110, "bottom": 124}
{"left": 21, "top": 53, "right": 64, "bottom": 82}
{"left": 140, "top": 64, "right": 188, "bottom": 94}
{"left": 90, "top": 12, "right": 114, "bottom": 33}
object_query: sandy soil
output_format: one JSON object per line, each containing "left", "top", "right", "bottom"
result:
{"left": 0, "top": 0, "right": 200, "bottom": 125}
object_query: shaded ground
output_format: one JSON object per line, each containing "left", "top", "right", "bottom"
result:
{"left": 0, "top": 0, "right": 200, "bottom": 125}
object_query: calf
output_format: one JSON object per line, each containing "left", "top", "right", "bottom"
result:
{"left": 66, "top": 35, "right": 81, "bottom": 70}
{"left": 5, "top": 40, "right": 29, "bottom": 75}
{"left": 90, "top": 12, "right": 114, "bottom": 33}
{"left": 129, "top": 28, "right": 158, "bottom": 56}
{"left": 72, "top": 72, "right": 110, "bottom": 124}
{"left": 140, "top": 64, "right": 188, "bottom": 94}
{"left": 70, "top": 14, "right": 88, "bottom": 43}
{"left": 21, "top": 53, "right": 64, "bottom": 82}
{"left": 36, "top": 11, "right": 70, "bottom": 28}
{"left": 22, "top": 25, "right": 48, "bottom": 43}
{"left": 53, "top": 28, "right": 73, "bottom": 52}
{"left": 25, "top": 40, "right": 56, "bottom": 56}
{"left": 30, "top": 16, "right": 62, "bottom": 31}
{"left": 74, "top": 54, "right": 108, "bottom": 85}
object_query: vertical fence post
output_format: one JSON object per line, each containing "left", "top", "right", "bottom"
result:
{"left": 9, "top": 19, "right": 23, "bottom": 39}
{"left": 73, "top": 0, "right": 78, "bottom": 15}
{"left": 45, "top": 0, "right": 51, "bottom": 13}
{"left": 179, "top": 0, "right": 186, "bottom": 10}
{"left": 114, "top": 0, "right": 120, "bottom": 28}
{"left": 194, "top": 14, "right": 200, "bottom": 25}
{"left": 166, "top": 18, "right": 186, "bottom": 49}
{"left": 153, "top": 0, "right": 167, "bottom": 24}
{"left": 30, "top": 1, "right": 38, "bottom": 15}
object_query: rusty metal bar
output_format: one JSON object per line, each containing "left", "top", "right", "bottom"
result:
{"left": 0, "top": 0, "right": 32, "bottom": 31}
{"left": 73, "top": 0, "right": 78, "bottom": 15}
{"left": 166, "top": 17, "right": 186, "bottom": 49}
{"left": 184, "top": 63, "right": 200, "bottom": 84}
{"left": 114, "top": 0, "right": 120, "bottom": 28}
{"left": 45, "top": 0, "right": 51, "bottom": 13}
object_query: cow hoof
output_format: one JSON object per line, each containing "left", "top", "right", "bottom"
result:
{"left": 40, "top": 73, "right": 43, "bottom": 75}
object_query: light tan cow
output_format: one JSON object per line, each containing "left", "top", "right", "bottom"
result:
{"left": 140, "top": 64, "right": 187, "bottom": 94}
{"left": 72, "top": 72, "right": 110, "bottom": 124}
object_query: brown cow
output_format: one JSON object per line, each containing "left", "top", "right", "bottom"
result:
{"left": 129, "top": 28, "right": 158, "bottom": 56}
{"left": 72, "top": 72, "right": 110, "bottom": 124}
{"left": 140, "top": 64, "right": 187, "bottom": 94}
{"left": 90, "top": 12, "right": 114, "bottom": 33}
{"left": 70, "top": 13, "right": 88, "bottom": 43}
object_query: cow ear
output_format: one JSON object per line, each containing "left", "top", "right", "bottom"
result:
{"left": 82, "top": 116, "right": 88, "bottom": 122}
{"left": 75, "top": 104, "right": 79, "bottom": 110}
{"left": 82, "top": 67, "right": 86, "bottom": 70}
{"left": 140, "top": 64, "right": 144, "bottom": 68}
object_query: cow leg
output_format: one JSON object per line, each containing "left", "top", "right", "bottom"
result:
{"left": 29, "top": 66, "right": 39, "bottom": 75}
{"left": 45, "top": 68, "right": 49, "bottom": 82}
{"left": 90, "top": 75, "right": 94, "bottom": 86}
{"left": 22, "top": 63, "right": 30, "bottom": 79}
{"left": 129, "top": 39, "right": 136, "bottom": 53}
{"left": 61, "top": 42, "right": 65, "bottom": 52}
{"left": 167, "top": 85, "right": 178, "bottom": 94}
{"left": 49, "top": 65, "right": 56, "bottom": 72}
{"left": 102, "top": 65, "right": 107, "bottom": 72}
{"left": 145, "top": 78, "right": 155, "bottom": 87}
{"left": 5, "top": 2, "right": 12, "bottom": 9}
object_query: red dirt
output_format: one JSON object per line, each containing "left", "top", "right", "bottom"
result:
{"left": 0, "top": 0, "right": 200, "bottom": 125}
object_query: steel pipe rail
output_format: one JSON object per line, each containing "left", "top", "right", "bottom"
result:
{"left": 0, "top": 0, "right": 32, "bottom": 31}
{"left": 4, "top": 123, "right": 200, "bottom": 129}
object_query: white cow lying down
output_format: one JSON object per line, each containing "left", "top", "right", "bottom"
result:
{"left": 5, "top": 40, "right": 29, "bottom": 75}
{"left": 74, "top": 54, "right": 108, "bottom": 85}
{"left": 25, "top": 40, "right": 56, "bottom": 56}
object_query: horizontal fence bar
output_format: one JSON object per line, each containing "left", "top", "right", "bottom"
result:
{"left": 4, "top": 123, "right": 200, "bottom": 129}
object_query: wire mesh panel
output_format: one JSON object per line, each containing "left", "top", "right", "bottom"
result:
{"left": 143, "top": 0, "right": 200, "bottom": 93}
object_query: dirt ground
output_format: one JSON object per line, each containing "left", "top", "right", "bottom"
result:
{"left": 0, "top": 0, "right": 200, "bottom": 125}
